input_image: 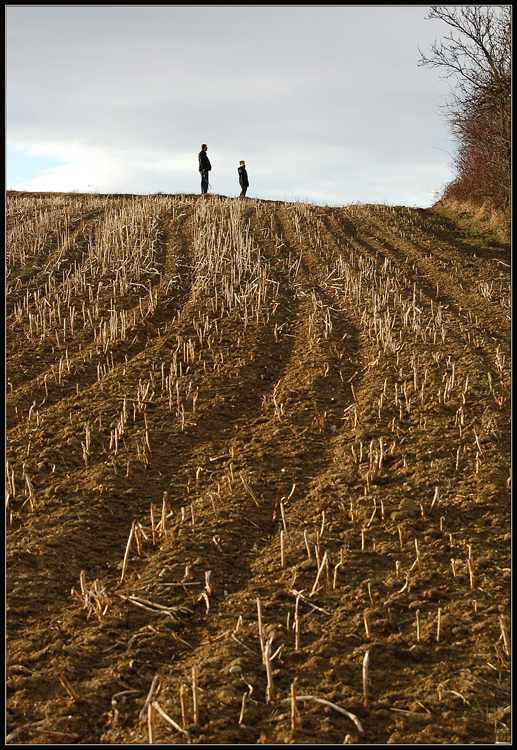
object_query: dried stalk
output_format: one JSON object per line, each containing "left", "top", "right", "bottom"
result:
{"left": 310, "top": 550, "right": 328, "bottom": 596}
{"left": 291, "top": 588, "right": 331, "bottom": 615}
{"left": 147, "top": 701, "right": 156, "bottom": 744}
{"left": 238, "top": 692, "right": 248, "bottom": 726}
{"left": 362, "top": 650, "right": 370, "bottom": 708}
{"left": 150, "top": 503, "right": 156, "bottom": 545}
{"left": 280, "top": 501, "right": 288, "bottom": 531}
{"left": 120, "top": 521, "right": 135, "bottom": 584}
{"left": 467, "top": 558, "right": 476, "bottom": 589}
{"left": 398, "top": 570, "right": 411, "bottom": 593}
{"left": 139, "top": 674, "right": 163, "bottom": 721}
{"left": 363, "top": 611, "right": 372, "bottom": 640}
{"left": 280, "top": 694, "right": 364, "bottom": 735}
{"left": 257, "top": 597, "right": 265, "bottom": 659}
{"left": 51, "top": 659, "right": 88, "bottom": 704}
{"left": 73, "top": 571, "right": 110, "bottom": 621}
{"left": 291, "top": 678, "right": 300, "bottom": 730}
{"left": 240, "top": 472, "right": 261, "bottom": 508}
{"left": 161, "top": 492, "right": 168, "bottom": 534}
{"left": 191, "top": 665, "right": 199, "bottom": 725}
{"left": 152, "top": 701, "right": 191, "bottom": 741}
{"left": 494, "top": 642, "right": 510, "bottom": 669}
{"left": 180, "top": 683, "right": 189, "bottom": 725}
{"left": 6, "top": 724, "right": 82, "bottom": 743}
{"left": 294, "top": 595, "right": 301, "bottom": 652}
{"left": 333, "top": 561, "right": 342, "bottom": 590}
{"left": 414, "top": 538, "right": 422, "bottom": 574}
{"left": 499, "top": 616, "right": 510, "bottom": 655}
{"left": 304, "top": 529, "right": 312, "bottom": 560}
{"left": 170, "top": 630, "right": 194, "bottom": 650}
{"left": 264, "top": 636, "right": 275, "bottom": 703}
{"left": 119, "top": 593, "right": 189, "bottom": 617}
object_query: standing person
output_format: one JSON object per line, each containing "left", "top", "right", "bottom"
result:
{"left": 198, "top": 144, "right": 211, "bottom": 194}
{"left": 238, "top": 160, "right": 249, "bottom": 197}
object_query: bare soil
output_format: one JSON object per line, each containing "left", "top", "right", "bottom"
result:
{"left": 6, "top": 192, "right": 511, "bottom": 744}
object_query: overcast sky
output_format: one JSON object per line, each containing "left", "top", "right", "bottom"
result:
{"left": 6, "top": 5, "right": 457, "bottom": 207}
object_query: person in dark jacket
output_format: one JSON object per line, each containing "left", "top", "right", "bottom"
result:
{"left": 238, "top": 160, "right": 249, "bottom": 197}
{"left": 199, "top": 144, "right": 211, "bottom": 194}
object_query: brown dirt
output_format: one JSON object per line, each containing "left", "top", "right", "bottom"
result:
{"left": 6, "top": 192, "right": 511, "bottom": 744}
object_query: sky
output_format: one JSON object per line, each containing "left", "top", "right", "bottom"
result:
{"left": 6, "top": 5, "right": 458, "bottom": 207}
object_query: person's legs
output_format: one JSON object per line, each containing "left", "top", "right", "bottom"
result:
{"left": 201, "top": 170, "right": 209, "bottom": 194}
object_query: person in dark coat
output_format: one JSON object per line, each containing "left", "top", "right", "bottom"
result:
{"left": 238, "top": 160, "right": 249, "bottom": 197}
{"left": 199, "top": 144, "right": 211, "bottom": 194}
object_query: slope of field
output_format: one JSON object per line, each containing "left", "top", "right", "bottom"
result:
{"left": 6, "top": 192, "right": 511, "bottom": 744}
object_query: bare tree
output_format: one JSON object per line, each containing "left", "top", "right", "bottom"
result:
{"left": 419, "top": 6, "right": 511, "bottom": 210}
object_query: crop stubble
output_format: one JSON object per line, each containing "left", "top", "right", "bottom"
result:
{"left": 6, "top": 192, "right": 511, "bottom": 744}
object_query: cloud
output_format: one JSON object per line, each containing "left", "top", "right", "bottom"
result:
{"left": 6, "top": 6, "right": 456, "bottom": 206}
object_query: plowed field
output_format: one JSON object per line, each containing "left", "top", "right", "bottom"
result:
{"left": 6, "top": 192, "right": 511, "bottom": 744}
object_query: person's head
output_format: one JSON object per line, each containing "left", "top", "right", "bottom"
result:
{"left": 239, "top": 160, "right": 245, "bottom": 165}
{"left": 201, "top": 144, "right": 207, "bottom": 151}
